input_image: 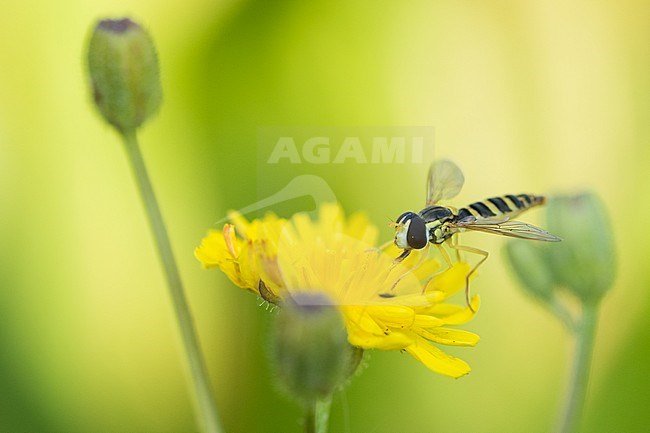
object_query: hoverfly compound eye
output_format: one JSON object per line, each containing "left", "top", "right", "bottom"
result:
{"left": 393, "top": 212, "right": 416, "bottom": 249}
{"left": 406, "top": 215, "right": 428, "bottom": 249}
{"left": 396, "top": 212, "right": 415, "bottom": 225}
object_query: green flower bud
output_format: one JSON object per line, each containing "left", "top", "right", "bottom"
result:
{"left": 545, "top": 193, "right": 616, "bottom": 304}
{"left": 87, "top": 18, "right": 162, "bottom": 133}
{"left": 504, "top": 240, "right": 555, "bottom": 302}
{"left": 270, "top": 292, "right": 358, "bottom": 405}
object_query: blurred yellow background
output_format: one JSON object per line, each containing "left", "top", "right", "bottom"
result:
{"left": 1, "top": 0, "right": 648, "bottom": 432}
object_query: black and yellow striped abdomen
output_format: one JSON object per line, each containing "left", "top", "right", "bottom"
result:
{"left": 456, "top": 194, "right": 545, "bottom": 221}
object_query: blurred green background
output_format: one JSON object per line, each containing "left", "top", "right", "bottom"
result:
{"left": 1, "top": 0, "right": 648, "bottom": 432}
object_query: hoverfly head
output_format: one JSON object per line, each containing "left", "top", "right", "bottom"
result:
{"left": 393, "top": 211, "right": 428, "bottom": 250}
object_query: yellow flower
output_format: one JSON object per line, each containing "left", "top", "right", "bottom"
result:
{"left": 196, "top": 203, "right": 480, "bottom": 378}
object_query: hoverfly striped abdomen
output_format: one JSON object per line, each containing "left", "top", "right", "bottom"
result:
{"left": 456, "top": 194, "right": 546, "bottom": 221}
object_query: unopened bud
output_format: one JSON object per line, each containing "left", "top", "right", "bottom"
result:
{"left": 270, "top": 292, "right": 357, "bottom": 405}
{"left": 87, "top": 18, "right": 162, "bottom": 132}
{"left": 505, "top": 240, "right": 554, "bottom": 303}
{"left": 545, "top": 193, "right": 615, "bottom": 303}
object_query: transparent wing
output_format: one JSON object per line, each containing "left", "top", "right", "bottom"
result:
{"left": 426, "top": 159, "right": 465, "bottom": 206}
{"left": 451, "top": 217, "right": 562, "bottom": 242}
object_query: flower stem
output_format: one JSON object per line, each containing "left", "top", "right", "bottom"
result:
{"left": 556, "top": 302, "right": 599, "bottom": 433}
{"left": 305, "top": 397, "right": 332, "bottom": 433}
{"left": 121, "top": 129, "right": 222, "bottom": 433}
{"left": 549, "top": 297, "right": 578, "bottom": 333}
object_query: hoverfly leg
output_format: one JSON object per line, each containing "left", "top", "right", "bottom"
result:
{"left": 449, "top": 235, "right": 462, "bottom": 262}
{"left": 389, "top": 244, "right": 430, "bottom": 292}
{"left": 420, "top": 244, "right": 454, "bottom": 294}
{"left": 377, "top": 248, "right": 412, "bottom": 297}
{"left": 393, "top": 248, "right": 411, "bottom": 264}
{"left": 448, "top": 243, "right": 489, "bottom": 313}
{"left": 437, "top": 242, "right": 454, "bottom": 269}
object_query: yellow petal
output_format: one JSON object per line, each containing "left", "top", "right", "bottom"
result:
{"left": 425, "top": 262, "right": 471, "bottom": 297}
{"left": 426, "top": 296, "right": 481, "bottom": 325}
{"left": 195, "top": 227, "right": 254, "bottom": 289}
{"left": 343, "top": 307, "right": 385, "bottom": 334}
{"left": 222, "top": 224, "right": 240, "bottom": 258}
{"left": 415, "top": 327, "right": 480, "bottom": 347}
{"left": 237, "top": 241, "right": 262, "bottom": 290}
{"left": 227, "top": 210, "right": 251, "bottom": 238}
{"left": 343, "top": 307, "right": 413, "bottom": 349}
{"left": 345, "top": 212, "right": 378, "bottom": 245}
{"left": 412, "top": 258, "right": 441, "bottom": 281}
{"left": 256, "top": 213, "right": 286, "bottom": 246}
{"left": 405, "top": 337, "right": 471, "bottom": 378}
{"left": 412, "top": 314, "right": 444, "bottom": 328}
{"left": 195, "top": 229, "right": 233, "bottom": 268}
{"left": 318, "top": 203, "right": 344, "bottom": 233}
{"left": 366, "top": 305, "right": 416, "bottom": 328}
{"left": 292, "top": 212, "right": 317, "bottom": 245}
{"left": 347, "top": 328, "right": 413, "bottom": 350}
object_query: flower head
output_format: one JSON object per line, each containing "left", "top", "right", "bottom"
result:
{"left": 196, "top": 203, "right": 480, "bottom": 378}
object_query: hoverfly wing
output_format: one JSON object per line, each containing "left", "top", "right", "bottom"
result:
{"left": 451, "top": 218, "right": 562, "bottom": 242}
{"left": 426, "top": 159, "right": 465, "bottom": 206}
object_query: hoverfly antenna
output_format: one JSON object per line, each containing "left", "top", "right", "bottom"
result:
{"left": 388, "top": 217, "right": 403, "bottom": 229}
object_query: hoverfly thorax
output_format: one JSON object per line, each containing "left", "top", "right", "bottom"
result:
{"left": 394, "top": 211, "right": 428, "bottom": 250}
{"left": 419, "top": 206, "right": 455, "bottom": 245}
{"left": 428, "top": 220, "right": 455, "bottom": 244}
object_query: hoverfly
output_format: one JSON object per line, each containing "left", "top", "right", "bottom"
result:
{"left": 391, "top": 159, "right": 561, "bottom": 309}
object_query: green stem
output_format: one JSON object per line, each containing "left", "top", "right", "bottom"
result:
{"left": 556, "top": 302, "right": 599, "bottom": 433}
{"left": 304, "top": 404, "right": 315, "bottom": 433}
{"left": 549, "top": 296, "right": 578, "bottom": 333}
{"left": 121, "top": 130, "right": 222, "bottom": 433}
{"left": 305, "top": 398, "right": 332, "bottom": 433}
